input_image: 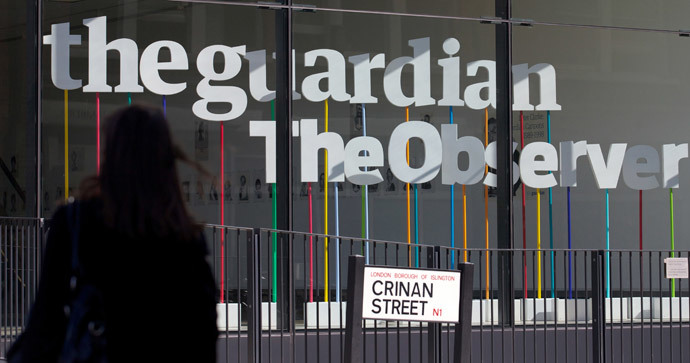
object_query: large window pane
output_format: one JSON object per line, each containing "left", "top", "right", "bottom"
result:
{"left": 41, "top": 1, "right": 276, "bottom": 230}
{"left": 513, "top": 24, "right": 690, "bottom": 252}
{"left": 292, "top": 10, "right": 499, "bottom": 251}
{"left": 0, "top": 1, "right": 34, "bottom": 217}
{"left": 307, "top": 0, "right": 493, "bottom": 20}
{"left": 514, "top": 0, "right": 690, "bottom": 31}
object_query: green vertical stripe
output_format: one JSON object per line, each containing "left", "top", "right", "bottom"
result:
{"left": 361, "top": 188, "right": 366, "bottom": 239}
{"left": 271, "top": 100, "right": 277, "bottom": 302}
{"left": 671, "top": 188, "right": 676, "bottom": 297}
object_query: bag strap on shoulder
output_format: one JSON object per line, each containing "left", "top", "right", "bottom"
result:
{"left": 65, "top": 201, "right": 82, "bottom": 279}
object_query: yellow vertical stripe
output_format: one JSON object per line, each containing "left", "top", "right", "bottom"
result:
{"left": 463, "top": 185, "right": 467, "bottom": 262}
{"left": 324, "top": 100, "right": 329, "bottom": 302}
{"left": 484, "top": 108, "right": 489, "bottom": 299}
{"left": 64, "top": 90, "right": 69, "bottom": 200}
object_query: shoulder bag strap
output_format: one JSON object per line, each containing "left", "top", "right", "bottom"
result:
{"left": 66, "top": 201, "right": 82, "bottom": 282}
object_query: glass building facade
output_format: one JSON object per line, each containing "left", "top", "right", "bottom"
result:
{"left": 3, "top": 0, "right": 690, "bottom": 254}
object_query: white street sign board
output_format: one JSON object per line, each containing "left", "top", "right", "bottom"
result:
{"left": 361, "top": 266, "right": 461, "bottom": 323}
{"left": 665, "top": 258, "right": 689, "bottom": 279}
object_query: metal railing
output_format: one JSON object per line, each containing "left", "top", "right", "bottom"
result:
{"left": 0, "top": 217, "right": 44, "bottom": 357}
{"left": 0, "top": 218, "right": 688, "bottom": 362}
{"left": 206, "top": 227, "right": 690, "bottom": 363}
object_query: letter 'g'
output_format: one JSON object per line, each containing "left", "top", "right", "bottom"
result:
{"left": 193, "top": 45, "right": 247, "bottom": 121}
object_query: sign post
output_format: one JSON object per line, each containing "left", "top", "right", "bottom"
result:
{"left": 343, "top": 255, "right": 365, "bottom": 363}
{"left": 344, "top": 254, "right": 474, "bottom": 363}
{"left": 454, "top": 262, "right": 474, "bottom": 362}
{"left": 427, "top": 246, "right": 442, "bottom": 363}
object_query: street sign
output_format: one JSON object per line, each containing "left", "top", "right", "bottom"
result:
{"left": 665, "top": 257, "right": 689, "bottom": 279}
{"left": 343, "top": 255, "right": 474, "bottom": 363}
{"left": 361, "top": 266, "right": 461, "bottom": 323}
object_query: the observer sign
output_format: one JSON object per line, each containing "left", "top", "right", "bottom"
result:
{"left": 361, "top": 266, "right": 461, "bottom": 323}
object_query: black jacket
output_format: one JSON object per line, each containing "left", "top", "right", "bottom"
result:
{"left": 11, "top": 199, "right": 218, "bottom": 362}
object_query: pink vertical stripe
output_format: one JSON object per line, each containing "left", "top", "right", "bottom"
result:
{"left": 96, "top": 93, "right": 100, "bottom": 174}
{"left": 309, "top": 182, "right": 314, "bottom": 302}
{"left": 220, "top": 121, "right": 225, "bottom": 303}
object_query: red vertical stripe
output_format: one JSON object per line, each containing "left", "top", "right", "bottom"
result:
{"left": 520, "top": 111, "right": 527, "bottom": 298}
{"left": 221, "top": 121, "right": 225, "bottom": 224}
{"left": 639, "top": 190, "right": 643, "bottom": 250}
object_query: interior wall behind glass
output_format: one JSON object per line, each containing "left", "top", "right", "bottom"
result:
{"left": 309, "top": 0, "right": 493, "bottom": 21}
{"left": 0, "top": 2, "right": 33, "bottom": 217}
{"left": 513, "top": 0, "right": 690, "bottom": 32}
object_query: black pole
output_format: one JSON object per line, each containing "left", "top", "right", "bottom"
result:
{"left": 275, "top": 1, "right": 293, "bottom": 232}
{"left": 454, "top": 262, "right": 475, "bottom": 363}
{"left": 495, "top": 0, "right": 515, "bottom": 326}
{"left": 27, "top": 0, "right": 41, "bottom": 218}
{"left": 344, "top": 255, "right": 365, "bottom": 363}
{"left": 275, "top": 0, "right": 292, "bottom": 231}
{"left": 247, "top": 228, "right": 262, "bottom": 363}
{"left": 591, "top": 251, "right": 606, "bottom": 363}
{"left": 275, "top": 0, "right": 294, "bottom": 336}
{"left": 427, "top": 246, "right": 442, "bottom": 363}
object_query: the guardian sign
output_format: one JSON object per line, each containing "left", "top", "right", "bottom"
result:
{"left": 43, "top": 16, "right": 561, "bottom": 122}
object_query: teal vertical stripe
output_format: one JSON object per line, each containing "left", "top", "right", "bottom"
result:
{"left": 362, "top": 105, "right": 370, "bottom": 264}
{"left": 414, "top": 184, "right": 419, "bottom": 268}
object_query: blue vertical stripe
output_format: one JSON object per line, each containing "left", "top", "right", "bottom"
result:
{"left": 548, "top": 111, "right": 555, "bottom": 298}
{"left": 450, "top": 106, "right": 455, "bottom": 268}
{"left": 567, "top": 186, "right": 572, "bottom": 299}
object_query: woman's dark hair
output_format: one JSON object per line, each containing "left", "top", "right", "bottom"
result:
{"left": 81, "top": 104, "right": 199, "bottom": 241}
